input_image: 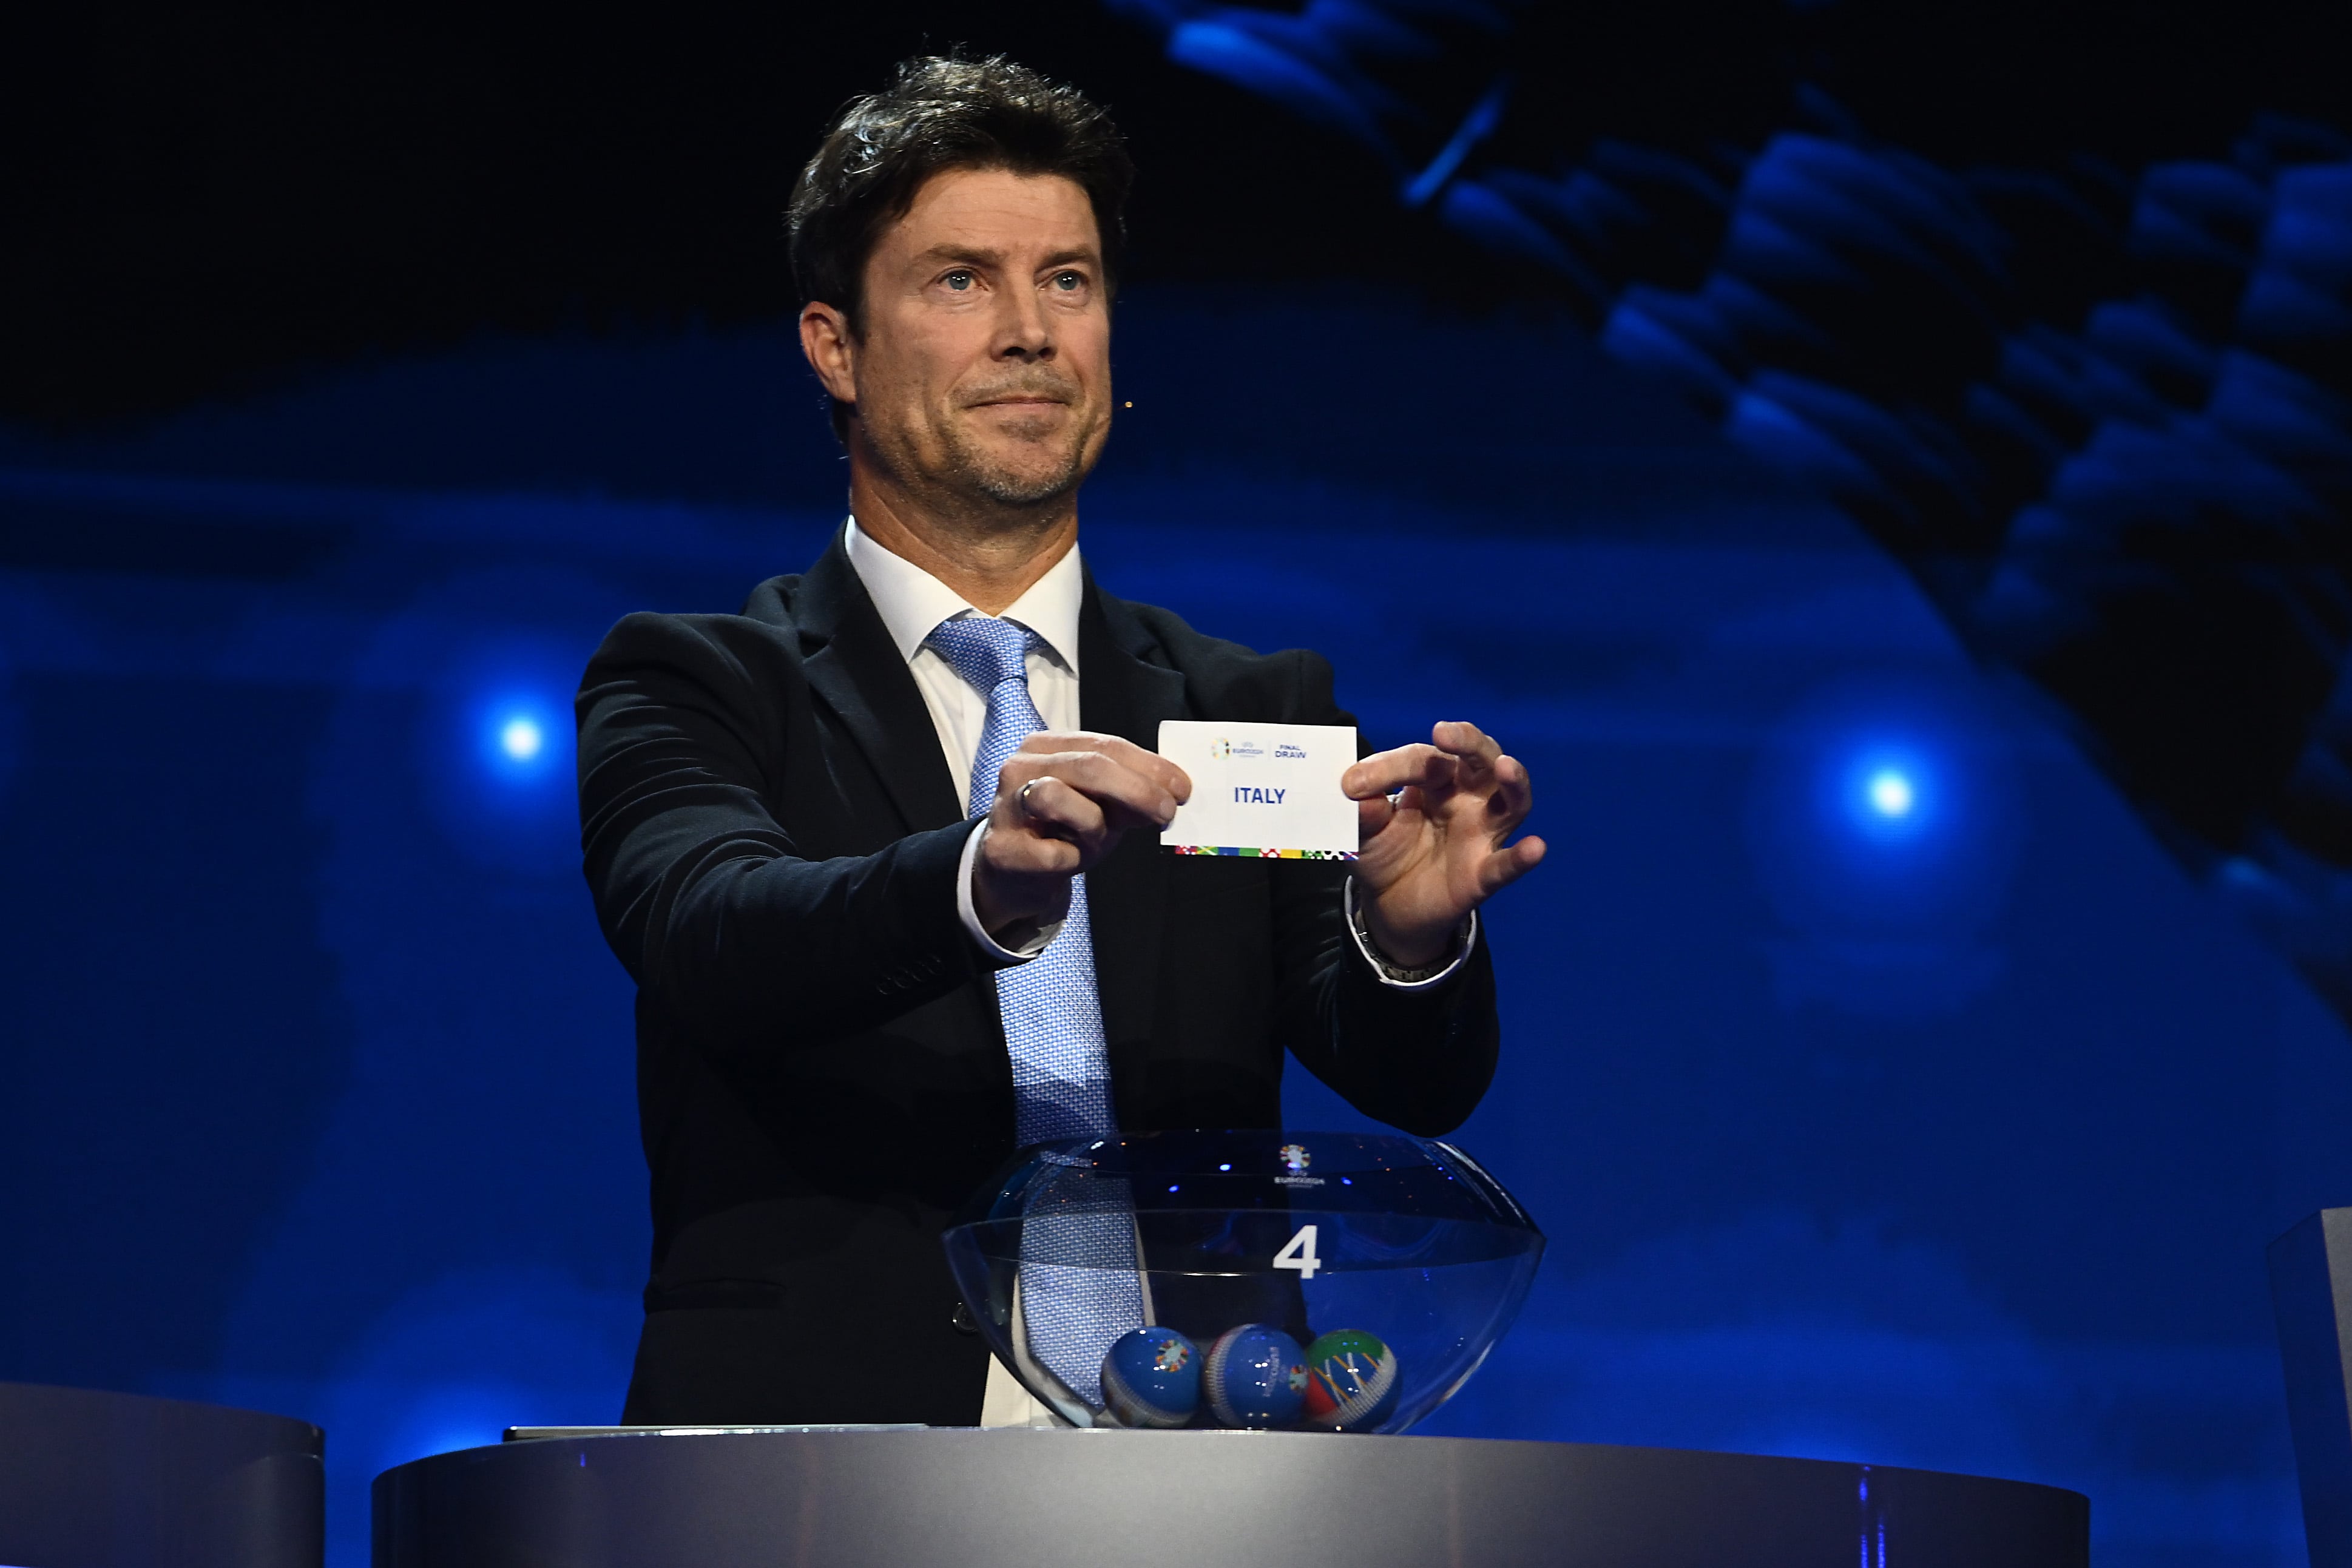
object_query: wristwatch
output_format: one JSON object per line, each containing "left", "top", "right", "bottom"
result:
{"left": 1343, "top": 877, "right": 1473, "bottom": 987}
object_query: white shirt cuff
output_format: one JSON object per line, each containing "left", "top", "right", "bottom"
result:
{"left": 957, "top": 819, "right": 1061, "bottom": 964}
{"left": 1343, "top": 876, "right": 1478, "bottom": 991}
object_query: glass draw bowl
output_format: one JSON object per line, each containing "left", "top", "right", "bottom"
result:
{"left": 941, "top": 1129, "right": 1543, "bottom": 1433}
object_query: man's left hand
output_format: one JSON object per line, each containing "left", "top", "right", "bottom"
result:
{"left": 1342, "top": 721, "right": 1545, "bottom": 969}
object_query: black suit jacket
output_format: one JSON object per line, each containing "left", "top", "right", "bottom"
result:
{"left": 575, "top": 532, "right": 1500, "bottom": 1425}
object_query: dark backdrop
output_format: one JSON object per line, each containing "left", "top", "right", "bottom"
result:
{"left": 4, "top": 0, "right": 2339, "bottom": 419}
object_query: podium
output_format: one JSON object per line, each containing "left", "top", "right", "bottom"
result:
{"left": 0, "top": 1380, "right": 323, "bottom": 1568}
{"left": 373, "top": 1427, "right": 2087, "bottom": 1567}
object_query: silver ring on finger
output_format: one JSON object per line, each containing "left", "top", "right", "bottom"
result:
{"left": 1017, "top": 777, "right": 1050, "bottom": 818}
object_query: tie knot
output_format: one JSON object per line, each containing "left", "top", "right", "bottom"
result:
{"left": 926, "top": 614, "right": 1038, "bottom": 694}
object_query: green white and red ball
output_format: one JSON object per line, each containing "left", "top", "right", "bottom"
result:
{"left": 1301, "top": 1329, "right": 1399, "bottom": 1430}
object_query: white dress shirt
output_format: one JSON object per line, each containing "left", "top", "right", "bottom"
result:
{"left": 839, "top": 518, "right": 1477, "bottom": 1425}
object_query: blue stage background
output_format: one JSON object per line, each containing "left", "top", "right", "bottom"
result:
{"left": 0, "top": 286, "right": 2339, "bottom": 1565}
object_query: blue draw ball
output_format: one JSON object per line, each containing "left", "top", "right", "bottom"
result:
{"left": 1203, "top": 1323, "right": 1308, "bottom": 1428}
{"left": 1100, "top": 1326, "right": 1201, "bottom": 1428}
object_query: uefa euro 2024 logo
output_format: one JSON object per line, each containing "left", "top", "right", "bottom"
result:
{"left": 1279, "top": 1143, "right": 1310, "bottom": 1175}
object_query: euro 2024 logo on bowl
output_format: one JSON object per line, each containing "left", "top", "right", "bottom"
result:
{"left": 1280, "top": 1143, "right": 1310, "bottom": 1174}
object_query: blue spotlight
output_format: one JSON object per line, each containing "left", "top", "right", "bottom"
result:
{"left": 500, "top": 717, "right": 544, "bottom": 763}
{"left": 395, "top": 595, "right": 612, "bottom": 879}
{"left": 1748, "top": 678, "right": 2026, "bottom": 1017}
{"left": 474, "top": 695, "right": 563, "bottom": 786}
{"left": 1866, "top": 768, "right": 1914, "bottom": 820}
{"left": 1836, "top": 745, "right": 1935, "bottom": 845}
{"left": 425, "top": 674, "right": 577, "bottom": 878}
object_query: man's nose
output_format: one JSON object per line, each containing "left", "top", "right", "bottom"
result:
{"left": 993, "top": 286, "right": 1055, "bottom": 360}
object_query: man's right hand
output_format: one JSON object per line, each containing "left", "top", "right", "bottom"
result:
{"left": 972, "top": 731, "right": 1192, "bottom": 941}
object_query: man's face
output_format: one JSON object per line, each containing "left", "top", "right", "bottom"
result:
{"left": 838, "top": 166, "right": 1112, "bottom": 512}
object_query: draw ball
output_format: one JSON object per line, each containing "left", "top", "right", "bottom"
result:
{"left": 1100, "top": 1327, "right": 1201, "bottom": 1428}
{"left": 1203, "top": 1323, "right": 1308, "bottom": 1428}
{"left": 1300, "top": 1329, "right": 1400, "bottom": 1430}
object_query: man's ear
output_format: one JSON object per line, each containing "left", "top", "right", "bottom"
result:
{"left": 799, "top": 301, "right": 859, "bottom": 404}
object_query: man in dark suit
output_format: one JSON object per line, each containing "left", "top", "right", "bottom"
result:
{"left": 576, "top": 54, "right": 1545, "bottom": 1428}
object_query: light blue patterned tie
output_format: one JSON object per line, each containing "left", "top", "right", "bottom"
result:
{"left": 925, "top": 614, "right": 1144, "bottom": 1413}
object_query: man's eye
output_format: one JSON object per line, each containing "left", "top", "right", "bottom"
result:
{"left": 1052, "top": 271, "right": 1083, "bottom": 291}
{"left": 944, "top": 271, "right": 973, "bottom": 291}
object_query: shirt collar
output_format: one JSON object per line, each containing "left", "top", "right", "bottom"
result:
{"left": 843, "top": 516, "right": 1084, "bottom": 675}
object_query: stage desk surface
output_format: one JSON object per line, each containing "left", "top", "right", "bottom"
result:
{"left": 374, "top": 1426, "right": 2089, "bottom": 1568}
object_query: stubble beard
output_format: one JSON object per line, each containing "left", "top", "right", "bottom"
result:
{"left": 860, "top": 383, "right": 1105, "bottom": 524}
{"left": 938, "top": 408, "right": 1098, "bottom": 509}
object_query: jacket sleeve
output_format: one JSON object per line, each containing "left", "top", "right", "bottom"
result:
{"left": 576, "top": 611, "right": 992, "bottom": 1064}
{"left": 1266, "top": 650, "right": 1502, "bottom": 1137}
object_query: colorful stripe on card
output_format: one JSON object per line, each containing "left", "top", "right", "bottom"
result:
{"left": 1164, "top": 845, "right": 1357, "bottom": 860}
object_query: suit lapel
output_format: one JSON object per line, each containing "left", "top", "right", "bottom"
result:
{"left": 1078, "top": 570, "right": 1189, "bottom": 1089}
{"left": 1076, "top": 573, "right": 1190, "bottom": 751}
{"left": 793, "top": 534, "right": 966, "bottom": 834}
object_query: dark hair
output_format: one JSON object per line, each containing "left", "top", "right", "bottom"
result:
{"left": 788, "top": 55, "right": 1132, "bottom": 430}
